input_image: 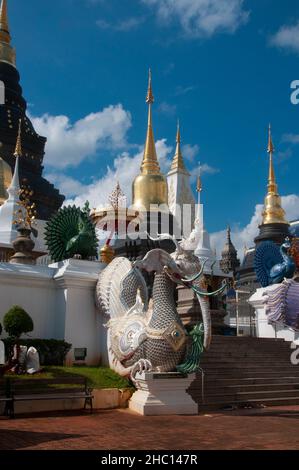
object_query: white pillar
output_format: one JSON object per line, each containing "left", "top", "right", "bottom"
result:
{"left": 53, "top": 259, "right": 105, "bottom": 365}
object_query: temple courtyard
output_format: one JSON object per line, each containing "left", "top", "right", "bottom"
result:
{"left": 0, "top": 406, "right": 298, "bottom": 450}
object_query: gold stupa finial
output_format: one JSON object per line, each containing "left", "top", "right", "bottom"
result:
{"left": 262, "top": 124, "right": 288, "bottom": 225}
{"left": 132, "top": 70, "right": 168, "bottom": 211}
{"left": 14, "top": 119, "right": 22, "bottom": 157}
{"left": 176, "top": 119, "right": 181, "bottom": 143}
{"left": 146, "top": 68, "right": 154, "bottom": 104}
{"left": 140, "top": 69, "right": 160, "bottom": 175}
{"left": 0, "top": 0, "right": 16, "bottom": 66}
{"left": 170, "top": 120, "right": 187, "bottom": 172}
{"left": 267, "top": 123, "right": 276, "bottom": 193}
{"left": 267, "top": 123, "right": 274, "bottom": 154}
{"left": 108, "top": 181, "right": 126, "bottom": 210}
{"left": 100, "top": 243, "right": 115, "bottom": 265}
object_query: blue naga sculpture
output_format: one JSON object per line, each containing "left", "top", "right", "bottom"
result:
{"left": 255, "top": 238, "right": 296, "bottom": 288}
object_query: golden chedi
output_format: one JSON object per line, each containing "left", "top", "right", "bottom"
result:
{"left": 262, "top": 124, "right": 288, "bottom": 225}
{"left": 0, "top": 0, "right": 16, "bottom": 67}
{"left": 132, "top": 70, "right": 168, "bottom": 212}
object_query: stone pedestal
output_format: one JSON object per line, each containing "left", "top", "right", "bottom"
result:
{"left": 249, "top": 285, "right": 299, "bottom": 345}
{"left": 129, "top": 371, "right": 197, "bottom": 416}
{"left": 10, "top": 228, "right": 36, "bottom": 265}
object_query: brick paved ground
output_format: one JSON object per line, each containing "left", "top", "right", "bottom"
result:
{"left": 0, "top": 406, "right": 298, "bottom": 450}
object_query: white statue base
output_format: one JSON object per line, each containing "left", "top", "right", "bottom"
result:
{"left": 249, "top": 285, "right": 299, "bottom": 345}
{"left": 129, "top": 372, "right": 197, "bottom": 416}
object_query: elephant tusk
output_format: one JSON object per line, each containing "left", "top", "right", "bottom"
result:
{"left": 192, "top": 280, "right": 228, "bottom": 297}
{"left": 181, "top": 258, "right": 209, "bottom": 283}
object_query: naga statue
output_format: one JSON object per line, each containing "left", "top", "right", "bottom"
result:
{"left": 96, "top": 234, "right": 226, "bottom": 381}
{"left": 45, "top": 202, "right": 98, "bottom": 262}
{"left": 255, "top": 238, "right": 296, "bottom": 287}
{"left": 262, "top": 278, "right": 299, "bottom": 331}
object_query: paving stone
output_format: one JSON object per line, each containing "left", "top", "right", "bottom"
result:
{"left": 0, "top": 406, "right": 299, "bottom": 450}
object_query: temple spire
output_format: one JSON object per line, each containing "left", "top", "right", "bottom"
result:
{"left": 220, "top": 225, "right": 240, "bottom": 274}
{"left": 14, "top": 119, "right": 22, "bottom": 157}
{"left": 0, "top": 0, "right": 16, "bottom": 66}
{"left": 140, "top": 69, "right": 161, "bottom": 175}
{"left": 267, "top": 124, "right": 276, "bottom": 193}
{"left": 10, "top": 119, "right": 21, "bottom": 194}
{"left": 195, "top": 169, "right": 202, "bottom": 219}
{"left": 0, "top": 0, "right": 10, "bottom": 43}
{"left": 170, "top": 120, "right": 187, "bottom": 172}
{"left": 262, "top": 124, "right": 288, "bottom": 225}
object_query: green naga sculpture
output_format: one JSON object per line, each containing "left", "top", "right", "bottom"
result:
{"left": 45, "top": 202, "right": 98, "bottom": 262}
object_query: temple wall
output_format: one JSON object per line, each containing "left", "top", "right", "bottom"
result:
{"left": 0, "top": 259, "right": 106, "bottom": 365}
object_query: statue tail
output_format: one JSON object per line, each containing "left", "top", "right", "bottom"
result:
{"left": 176, "top": 323, "right": 204, "bottom": 374}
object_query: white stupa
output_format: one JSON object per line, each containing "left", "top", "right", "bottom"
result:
{"left": 192, "top": 175, "right": 216, "bottom": 273}
{"left": 167, "top": 122, "right": 196, "bottom": 238}
{"left": 0, "top": 120, "right": 22, "bottom": 248}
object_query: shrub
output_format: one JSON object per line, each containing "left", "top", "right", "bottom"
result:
{"left": 3, "top": 339, "right": 72, "bottom": 366}
{"left": 3, "top": 305, "right": 34, "bottom": 339}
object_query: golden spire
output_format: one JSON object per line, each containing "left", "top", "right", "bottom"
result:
{"left": 267, "top": 123, "right": 276, "bottom": 193}
{"left": 262, "top": 124, "right": 288, "bottom": 225}
{"left": 140, "top": 69, "right": 161, "bottom": 175}
{"left": 170, "top": 120, "right": 187, "bottom": 172}
{"left": 14, "top": 119, "right": 22, "bottom": 157}
{"left": 0, "top": 0, "right": 16, "bottom": 66}
{"left": 0, "top": 0, "right": 10, "bottom": 43}
{"left": 132, "top": 69, "right": 168, "bottom": 212}
{"left": 146, "top": 68, "right": 154, "bottom": 104}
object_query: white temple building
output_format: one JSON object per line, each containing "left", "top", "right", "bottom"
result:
{"left": 167, "top": 123, "right": 196, "bottom": 238}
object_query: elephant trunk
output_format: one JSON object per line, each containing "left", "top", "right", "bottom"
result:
{"left": 195, "top": 293, "right": 212, "bottom": 350}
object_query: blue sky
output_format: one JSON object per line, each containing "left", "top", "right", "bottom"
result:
{"left": 7, "top": 0, "right": 299, "bottom": 253}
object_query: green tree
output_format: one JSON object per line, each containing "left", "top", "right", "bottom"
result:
{"left": 3, "top": 306, "right": 34, "bottom": 339}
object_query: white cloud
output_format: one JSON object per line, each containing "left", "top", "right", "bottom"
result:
{"left": 182, "top": 143, "right": 199, "bottom": 162}
{"left": 158, "top": 101, "right": 177, "bottom": 116}
{"left": 189, "top": 163, "right": 219, "bottom": 182}
{"left": 210, "top": 194, "right": 299, "bottom": 260}
{"left": 282, "top": 133, "right": 299, "bottom": 144}
{"left": 270, "top": 21, "right": 299, "bottom": 54}
{"left": 96, "top": 17, "right": 145, "bottom": 32}
{"left": 49, "top": 135, "right": 215, "bottom": 212}
{"left": 45, "top": 173, "right": 87, "bottom": 198}
{"left": 30, "top": 105, "right": 132, "bottom": 169}
{"left": 175, "top": 85, "right": 195, "bottom": 96}
{"left": 142, "top": 0, "right": 249, "bottom": 38}
{"left": 62, "top": 139, "right": 173, "bottom": 209}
